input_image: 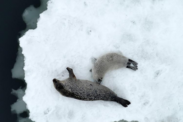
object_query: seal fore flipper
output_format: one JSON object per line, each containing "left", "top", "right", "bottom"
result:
{"left": 66, "top": 67, "right": 76, "bottom": 80}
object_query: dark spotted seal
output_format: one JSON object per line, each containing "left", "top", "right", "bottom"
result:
{"left": 53, "top": 67, "right": 130, "bottom": 107}
{"left": 91, "top": 52, "right": 138, "bottom": 84}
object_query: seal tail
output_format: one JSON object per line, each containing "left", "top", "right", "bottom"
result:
{"left": 113, "top": 96, "right": 131, "bottom": 107}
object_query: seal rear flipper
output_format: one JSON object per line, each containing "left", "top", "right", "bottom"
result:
{"left": 129, "top": 59, "right": 138, "bottom": 66}
{"left": 113, "top": 96, "right": 131, "bottom": 107}
{"left": 126, "top": 59, "right": 138, "bottom": 71}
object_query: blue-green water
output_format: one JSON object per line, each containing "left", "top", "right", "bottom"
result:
{"left": 0, "top": 0, "right": 40, "bottom": 121}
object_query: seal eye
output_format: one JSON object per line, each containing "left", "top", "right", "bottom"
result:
{"left": 53, "top": 79, "right": 58, "bottom": 83}
{"left": 98, "top": 78, "right": 103, "bottom": 82}
{"left": 56, "top": 84, "right": 63, "bottom": 90}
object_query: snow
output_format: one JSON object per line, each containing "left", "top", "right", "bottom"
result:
{"left": 20, "top": 0, "right": 183, "bottom": 122}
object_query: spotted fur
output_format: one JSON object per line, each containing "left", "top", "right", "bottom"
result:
{"left": 53, "top": 67, "right": 130, "bottom": 107}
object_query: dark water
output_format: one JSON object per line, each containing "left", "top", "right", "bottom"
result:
{"left": 0, "top": 0, "right": 40, "bottom": 121}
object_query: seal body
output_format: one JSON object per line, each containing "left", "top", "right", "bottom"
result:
{"left": 53, "top": 67, "right": 130, "bottom": 107}
{"left": 91, "top": 52, "right": 138, "bottom": 84}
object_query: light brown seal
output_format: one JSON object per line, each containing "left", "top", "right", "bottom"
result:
{"left": 91, "top": 52, "right": 138, "bottom": 84}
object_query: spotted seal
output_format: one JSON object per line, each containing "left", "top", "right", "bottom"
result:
{"left": 53, "top": 67, "right": 130, "bottom": 107}
{"left": 91, "top": 52, "right": 138, "bottom": 84}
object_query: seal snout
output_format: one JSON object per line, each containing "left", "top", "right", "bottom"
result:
{"left": 53, "top": 78, "right": 58, "bottom": 83}
{"left": 53, "top": 79, "right": 64, "bottom": 90}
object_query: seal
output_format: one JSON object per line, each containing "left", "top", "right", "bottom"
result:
{"left": 91, "top": 52, "right": 138, "bottom": 84}
{"left": 53, "top": 67, "right": 131, "bottom": 107}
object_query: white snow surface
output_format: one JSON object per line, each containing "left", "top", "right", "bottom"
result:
{"left": 20, "top": 0, "right": 183, "bottom": 122}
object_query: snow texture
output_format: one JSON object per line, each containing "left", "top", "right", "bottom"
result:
{"left": 20, "top": 0, "right": 183, "bottom": 122}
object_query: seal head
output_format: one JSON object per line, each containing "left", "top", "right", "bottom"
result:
{"left": 53, "top": 79, "right": 64, "bottom": 90}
